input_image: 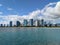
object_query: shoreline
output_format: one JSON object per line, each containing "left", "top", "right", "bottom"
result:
{"left": 0, "top": 26, "right": 60, "bottom": 28}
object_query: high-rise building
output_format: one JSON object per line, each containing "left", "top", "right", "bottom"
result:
{"left": 48, "top": 21, "right": 52, "bottom": 27}
{"left": 35, "top": 20, "right": 40, "bottom": 26}
{"left": 10, "top": 21, "right": 12, "bottom": 27}
{"left": 23, "top": 19, "right": 28, "bottom": 26}
{"left": 41, "top": 19, "right": 44, "bottom": 26}
{"left": 29, "top": 19, "right": 33, "bottom": 26}
{"left": 4, "top": 24, "right": 5, "bottom": 27}
{"left": 44, "top": 21, "right": 47, "bottom": 27}
{"left": 16, "top": 21, "right": 20, "bottom": 27}
{"left": 0, "top": 24, "right": 3, "bottom": 27}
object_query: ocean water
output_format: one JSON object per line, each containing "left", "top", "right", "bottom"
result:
{"left": 0, "top": 27, "right": 60, "bottom": 45}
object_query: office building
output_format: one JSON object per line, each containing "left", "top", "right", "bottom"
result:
{"left": 16, "top": 21, "right": 20, "bottom": 27}
{"left": 23, "top": 19, "right": 28, "bottom": 26}
{"left": 35, "top": 20, "right": 40, "bottom": 26}
{"left": 29, "top": 19, "right": 33, "bottom": 26}
{"left": 4, "top": 24, "right": 5, "bottom": 27}
{"left": 41, "top": 19, "right": 44, "bottom": 26}
{"left": 44, "top": 21, "right": 47, "bottom": 27}
{"left": 10, "top": 21, "right": 12, "bottom": 27}
{"left": 0, "top": 24, "right": 3, "bottom": 27}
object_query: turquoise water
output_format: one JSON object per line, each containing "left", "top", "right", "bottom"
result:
{"left": 0, "top": 27, "right": 60, "bottom": 45}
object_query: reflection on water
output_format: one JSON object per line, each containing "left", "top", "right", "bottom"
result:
{"left": 0, "top": 27, "right": 60, "bottom": 45}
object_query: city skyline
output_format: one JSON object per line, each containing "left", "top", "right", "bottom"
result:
{"left": 0, "top": 19, "right": 60, "bottom": 27}
{"left": 0, "top": 0, "right": 60, "bottom": 24}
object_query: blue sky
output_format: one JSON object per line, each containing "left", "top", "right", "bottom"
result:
{"left": 0, "top": 0, "right": 59, "bottom": 15}
{"left": 0, "top": 0, "right": 60, "bottom": 24}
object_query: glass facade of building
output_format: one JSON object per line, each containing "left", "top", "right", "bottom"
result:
{"left": 29, "top": 19, "right": 33, "bottom": 26}
{"left": 0, "top": 24, "right": 3, "bottom": 27}
{"left": 23, "top": 19, "right": 28, "bottom": 26}
{"left": 10, "top": 21, "right": 12, "bottom": 27}
{"left": 41, "top": 19, "right": 44, "bottom": 26}
{"left": 16, "top": 21, "right": 20, "bottom": 27}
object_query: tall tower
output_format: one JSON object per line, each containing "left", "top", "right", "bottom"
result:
{"left": 41, "top": 19, "right": 44, "bottom": 26}
{"left": 29, "top": 19, "right": 33, "bottom": 26}
{"left": 16, "top": 21, "right": 20, "bottom": 27}
{"left": 23, "top": 19, "right": 28, "bottom": 26}
{"left": 0, "top": 24, "right": 3, "bottom": 27}
{"left": 10, "top": 21, "right": 12, "bottom": 27}
{"left": 35, "top": 20, "right": 40, "bottom": 26}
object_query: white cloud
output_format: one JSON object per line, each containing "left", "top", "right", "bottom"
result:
{"left": 0, "top": 9, "right": 41, "bottom": 25}
{"left": 28, "top": 10, "right": 40, "bottom": 19}
{"left": 41, "top": 1, "right": 60, "bottom": 19}
{"left": 1, "top": 1, "right": 60, "bottom": 25}
{"left": 39, "top": 1, "right": 60, "bottom": 23}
